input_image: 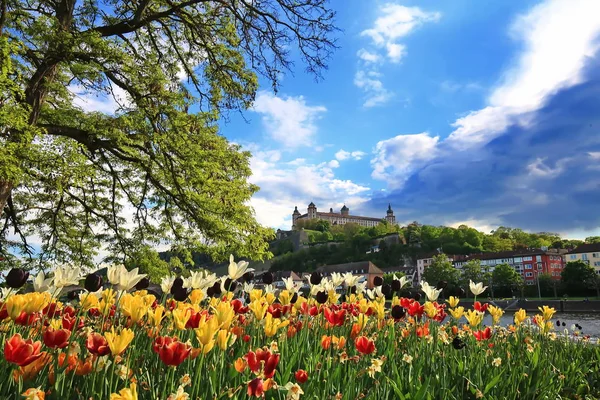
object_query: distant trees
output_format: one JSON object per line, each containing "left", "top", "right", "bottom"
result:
{"left": 491, "top": 263, "right": 524, "bottom": 298}
{"left": 423, "top": 255, "right": 460, "bottom": 287}
{"left": 561, "top": 261, "right": 597, "bottom": 296}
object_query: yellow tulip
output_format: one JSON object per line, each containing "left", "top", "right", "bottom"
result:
{"left": 213, "top": 301, "right": 235, "bottom": 330}
{"left": 195, "top": 314, "right": 219, "bottom": 354}
{"left": 4, "top": 294, "right": 26, "bottom": 320}
{"left": 120, "top": 294, "right": 147, "bottom": 324}
{"left": 172, "top": 307, "right": 192, "bottom": 330}
{"left": 538, "top": 306, "right": 556, "bottom": 322}
{"left": 249, "top": 289, "right": 263, "bottom": 303}
{"left": 514, "top": 309, "right": 527, "bottom": 326}
{"left": 423, "top": 302, "right": 438, "bottom": 319}
{"left": 104, "top": 328, "right": 135, "bottom": 356}
{"left": 265, "top": 292, "right": 276, "bottom": 305}
{"left": 357, "top": 299, "right": 370, "bottom": 314}
{"left": 79, "top": 293, "right": 99, "bottom": 311}
{"left": 449, "top": 306, "right": 464, "bottom": 320}
{"left": 264, "top": 313, "right": 290, "bottom": 337}
{"left": 101, "top": 288, "right": 117, "bottom": 304}
{"left": 249, "top": 300, "right": 268, "bottom": 321}
{"left": 446, "top": 296, "right": 460, "bottom": 308}
{"left": 23, "top": 292, "right": 51, "bottom": 314}
{"left": 278, "top": 290, "right": 292, "bottom": 306}
{"left": 148, "top": 305, "right": 166, "bottom": 327}
{"left": 327, "top": 290, "right": 340, "bottom": 305}
{"left": 464, "top": 310, "right": 484, "bottom": 328}
{"left": 110, "top": 382, "right": 137, "bottom": 400}
{"left": 355, "top": 313, "right": 369, "bottom": 330}
{"left": 487, "top": 305, "right": 504, "bottom": 325}
{"left": 189, "top": 289, "right": 204, "bottom": 305}
{"left": 216, "top": 329, "right": 236, "bottom": 350}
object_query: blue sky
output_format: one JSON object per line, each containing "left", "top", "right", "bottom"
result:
{"left": 215, "top": 0, "right": 600, "bottom": 238}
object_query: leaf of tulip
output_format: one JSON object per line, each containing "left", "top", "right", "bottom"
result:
{"left": 384, "top": 377, "right": 407, "bottom": 400}
{"left": 484, "top": 374, "right": 502, "bottom": 394}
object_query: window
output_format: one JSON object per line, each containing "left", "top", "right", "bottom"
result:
{"left": 594, "top": 253, "right": 600, "bottom": 258}
{"left": 514, "top": 257, "right": 522, "bottom": 263}
{"left": 523, "top": 256, "right": 532, "bottom": 261}
{"left": 536, "top": 256, "right": 542, "bottom": 262}
{"left": 570, "top": 255, "right": 577, "bottom": 260}
{"left": 525, "top": 272, "right": 533, "bottom": 277}
{"left": 594, "top": 262, "right": 600, "bottom": 267}
{"left": 537, "top": 264, "right": 543, "bottom": 270}
{"left": 525, "top": 264, "right": 532, "bottom": 269}
{"left": 582, "top": 254, "right": 589, "bottom": 261}
{"left": 526, "top": 280, "right": 535, "bottom": 285}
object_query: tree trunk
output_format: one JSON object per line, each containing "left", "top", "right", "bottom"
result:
{"left": 0, "top": 180, "right": 12, "bottom": 218}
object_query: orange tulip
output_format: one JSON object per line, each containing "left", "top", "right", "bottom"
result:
{"left": 43, "top": 327, "right": 71, "bottom": 349}
{"left": 354, "top": 336, "right": 376, "bottom": 355}
{"left": 4, "top": 334, "right": 43, "bottom": 367}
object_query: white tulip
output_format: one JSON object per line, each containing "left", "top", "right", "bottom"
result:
{"left": 53, "top": 265, "right": 82, "bottom": 288}
{"left": 161, "top": 276, "right": 176, "bottom": 293}
{"left": 366, "top": 286, "right": 384, "bottom": 300}
{"left": 228, "top": 255, "right": 254, "bottom": 281}
{"left": 243, "top": 282, "right": 255, "bottom": 293}
{"left": 398, "top": 276, "right": 410, "bottom": 289}
{"left": 282, "top": 277, "right": 300, "bottom": 293}
{"left": 330, "top": 272, "right": 345, "bottom": 288}
{"left": 469, "top": 280, "right": 488, "bottom": 296}
{"left": 33, "top": 270, "right": 54, "bottom": 292}
{"left": 107, "top": 264, "right": 146, "bottom": 291}
{"left": 355, "top": 281, "right": 368, "bottom": 295}
{"left": 0, "top": 287, "right": 11, "bottom": 301}
{"left": 343, "top": 272, "right": 360, "bottom": 287}
{"left": 420, "top": 281, "right": 442, "bottom": 301}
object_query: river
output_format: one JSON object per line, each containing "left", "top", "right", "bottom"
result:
{"left": 482, "top": 312, "right": 600, "bottom": 337}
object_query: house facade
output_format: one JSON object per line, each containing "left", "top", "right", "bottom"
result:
{"left": 566, "top": 243, "right": 600, "bottom": 274}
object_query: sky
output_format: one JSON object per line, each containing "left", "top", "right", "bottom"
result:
{"left": 68, "top": 0, "right": 600, "bottom": 240}
{"left": 214, "top": 0, "right": 600, "bottom": 238}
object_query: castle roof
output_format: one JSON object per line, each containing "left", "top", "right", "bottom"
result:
{"left": 308, "top": 202, "right": 316, "bottom": 208}
{"left": 341, "top": 205, "right": 349, "bottom": 211}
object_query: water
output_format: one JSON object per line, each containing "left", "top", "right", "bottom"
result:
{"left": 480, "top": 312, "right": 600, "bottom": 337}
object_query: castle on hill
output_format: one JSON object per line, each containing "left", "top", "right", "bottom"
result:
{"left": 292, "top": 202, "right": 396, "bottom": 230}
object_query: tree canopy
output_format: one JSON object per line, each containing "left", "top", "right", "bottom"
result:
{"left": 0, "top": 0, "right": 337, "bottom": 271}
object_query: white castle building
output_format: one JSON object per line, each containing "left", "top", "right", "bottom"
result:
{"left": 292, "top": 202, "right": 396, "bottom": 230}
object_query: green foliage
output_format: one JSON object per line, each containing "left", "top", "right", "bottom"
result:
{"left": 459, "top": 259, "right": 490, "bottom": 293}
{"left": 0, "top": 1, "right": 336, "bottom": 271}
{"left": 561, "top": 261, "right": 597, "bottom": 296}
{"left": 492, "top": 263, "right": 524, "bottom": 297}
{"left": 383, "top": 271, "right": 406, "bottom": 285}
{"left": 423, "top": 254, "right": 460, "bottom": 286}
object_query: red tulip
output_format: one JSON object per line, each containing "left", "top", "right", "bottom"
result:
{"left": 407, "top": 302, "right": 424, "bottom": 318}
{"left": 247, "top": 378, "right": 264, "bottom": 397}
{"left": 473, "top": 301, "right": 488, "bottom": 313}
{"left": 246, "top": 351, "right": 261, "bottom": 372}
{"left": 295, "top": 369, "right": 308, "bottom": 384}
{"left": 473, "top": 327, "right": 492, "bottom": 341}
{"left": 14, "top": 311, "right": 40, "bottom": 326}
{"left": 62, "top": 313, "right": 83, "bottom": 331}
{"left": 324, "top": 307, "right": 346, "bottom": 327}
{"left": 263, "top": 353, "right": 280, "bottom": 378}
{"left": 4, "top": 334, "right": 43, "bottom": 366}
{"left": 354, "top": 336, "right": 376, "bottom": 355}
{"left": 243, "top": 334, "right": 251, "bottom": 343}
{"left": 153, "top": 336, "right": 191, "bottom": 366}
{"left": 43, "top": 327, "right": 71, "bottom": 349}
{"left": 86, "top": 332, "right": 110, "bottom": 356}
{"left": 231, "top": 299, "right": 249, "bottom": 314}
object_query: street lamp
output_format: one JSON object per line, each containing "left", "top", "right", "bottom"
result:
{"left": 535, "top": 269, "right": 541, "bottom": 299}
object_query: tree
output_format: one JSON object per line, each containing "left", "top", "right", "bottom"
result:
{"left": 585, "top": 236, "right": 600, "bottom": 244}
{"left": 0, "top": 1, "right": 336, "bottom": 269}
{"left": 492, "top": 263, "right": 523, "bottom": 298}
{"left": 423, "top": 254, "right": 460, "bottom": 286}
{"left": 459, "top": 260, "right": 487, "bottom": 293}
{"left": 315, "top": 220, "right": 331, "bottom": 233}
{"left": 561, "top": 261, "right": 596, "bottom": 296}
{"left": 537, "top": 273, "right": 556, "bottom": 298}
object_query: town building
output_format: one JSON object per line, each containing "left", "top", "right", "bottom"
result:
{"left": 381, "top": 266, "right": 418, "bottom": 287}
{"left": 315, "top": 261, "right": 384, "bottom": 289}
{"left": 452, "top": 249, "right": 566, "bottom": 285}
{"left": 292, "top": 203, "right": 396, "bottom": 230}
{"left": 566, "top": 243, "right": 600, "bottom": 273}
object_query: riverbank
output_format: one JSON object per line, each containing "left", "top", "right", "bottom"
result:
{"left": 460, "top": 299, "right": 600, "bottom": 313}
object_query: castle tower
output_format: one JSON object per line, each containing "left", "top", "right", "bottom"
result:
{"left": 292, "top": 206, "right": 301, "bottom": 229}
{"left": 386, "top": 203, "right": 396, "bottom": 224}
{"left": 340, "top": 204, "right": 349, "bottom": 216}
{"left": 307, "top": 202, "right": 317, "bottom": 219}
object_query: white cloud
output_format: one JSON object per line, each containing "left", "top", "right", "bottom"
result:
{"left": 248, "top": 148, "right": 370, "bottom": 230}
{"left": 70, "top": 84, "right": 131, "bottom": 114}
{"left": 252, "top": 91, "right": 326, "bottom": 147}
{"left": 447, "top": 0, "right": 600, "bottom": 150}
{"left": 335, "top": 149, "right": 367, "bottom": 161}
{"left": 371, "top": 133, "right": 439, "bottom": 188}
{"left": 355, "top": 4, "right": 440, "bottom": 107}
{"left": 361, "top": 4, "right": 441, "bottom": 62}
{"left": 354, "top": 70, "right": 393, "bottom": 108}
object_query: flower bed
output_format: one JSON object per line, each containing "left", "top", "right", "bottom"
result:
{"left": 1, "top": 262, "right": 599, "bottom": 399}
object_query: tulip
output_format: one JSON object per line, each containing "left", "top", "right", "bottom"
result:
{"left": 153, "top": 336, "right": 191, "bottom": 367}
{"left": 469, "top": 280, "right": 487, "bottom": 296}
{"left": 194, "top": 314, "right": 219, "bottom": 354}
{"left": 473, "top": 301, "right": 488, "bottom": 313}
{"left": 420, "top": 281, "right": 442, "bottom": 301}
{"left": 514, "top": 309, "right": 527, "bottom": 326}
{"left": 373, "top": 276, "right": 383, "bottom": 287}
{"left": 214, "top": 301, "right": 235, "bottom": 330}
{"left": 449, "top": 306, "right": 464, "bottom": 320}
{"left": 247, "top": 378, "right": 264, "bottom": 397}
{"left": 84, "top": 273, "right": 103, "bottom": 292}
{"left": 263, "top": 352, "right": 280, "bottom": 378}
{"left": 538, "top": 305, "right": 556, "bottom": 322}
{"left": 6, "top": 268, "right": 29, "bottom": 289}
{"left": 52, "top": 265, "right": 82, "bottom": 288}
{"left": 452, "top": 336, "right": 466, "bottom": 350}
{"left": 109, "top": 382, "right": 137, "bottom": 400}
{"left": 487, "top": 305, "right": 504, "bottom": 325}
{"left": 295, "top": 369, "right": 309, "bottom": 384}
{"left": 262, "top": 272, "right": 274, "bottom": 285}
{"left": 104, "top": 328, "right": 135, "bottom": 356}
{"left": 446, "top": 296, "right": 460, "bottom": 308}
{"left": 473, "top": 327, "right": 492, "bottom": 341}
{"left": 324, "top": 307, "right": 346, "bottom": 326}
{"left": 33, "top": 271, "right": 54, "bottom": 293}
{"left": 391, "top": 305, "right": 406, "bottom": 320}
{"left": 216, "top": 329, "right": 236, "bottom": 351}
{"left": 464, "top": 309, "right": 484, "bottom": 328}
{"left": 134, "top": 277, "right": 150, "bottom": 290}
{"left": 354, "top": 336, "right": 376, "bottom": 355}
{"left": 228, "top": 255, "right": 254, "bottom": 280}
{"left": 315, "top": 291, "right": 328, "bottom": 304}
{"left": 4, "top": 334, "right": 43, "bottom": 366}
{"left": 172, "top": 307, "right": 192, "bottom": 330}
{"left": 42, "top": 327, "right": 70, "bottom": 349}
{"left": 264, "top": 313, "right": 290, "bottom": 337}
{"left": 86, "top": 333, "right": 111, "bottom": 356}
{"left": 107, "top": 264, "right": 147, "bottom": 292}
{"left": 243, "top": 271, "right": 255, "bottom": 283}
{"left": 309, "top": 272, "right": 322, "bottom": 285}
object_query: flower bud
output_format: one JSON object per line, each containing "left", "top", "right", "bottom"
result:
{"left": 373, "top": 276, "right": 383, "bottom": 287}
{"left": 6, "top": 268, "right": 29, "bottom": 289}
{"left": 316, "top": 291, "right": 328, "bottom": 304}
{"left": 84, "top": 273, "right": 103, "bottom": 292}
{"left": 391, "top": 279, "right": 401, "bottom": 292}
{"left": 262, "top": 272, "right": 274, "bottom": 285}
{"left": 310, "top": 272, "right": 322, "bottom": 286}
{"left": 391, "top": 305, "right": 405, "bottom": 320}
{"left": 243, "top": 271, "right": 254, "bottom": 283}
